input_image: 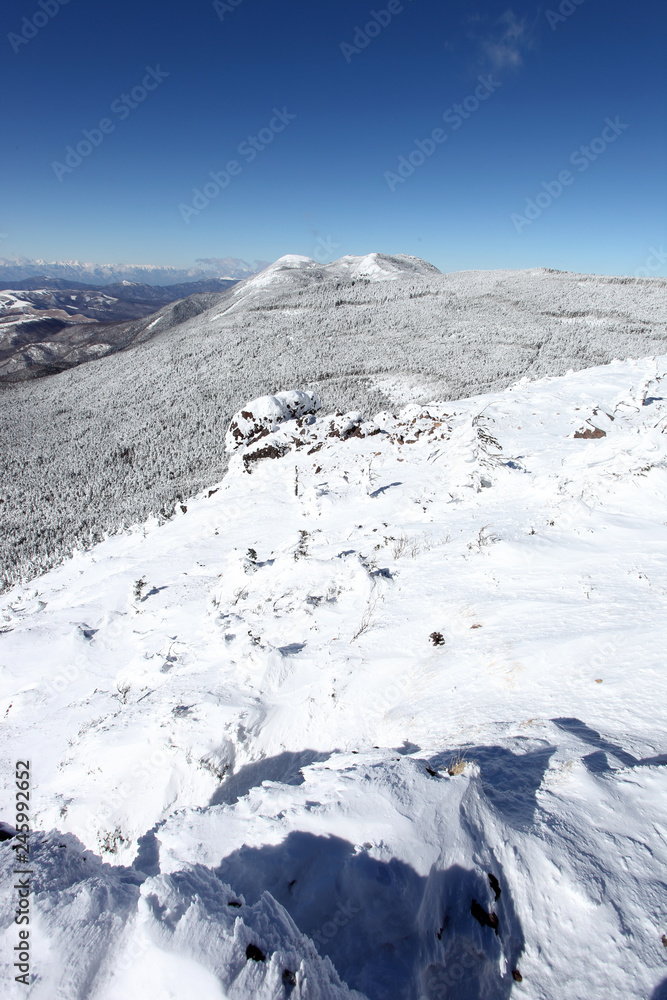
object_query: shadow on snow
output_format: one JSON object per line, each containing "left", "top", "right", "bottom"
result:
{"left": 215, "top": 831, "right": 525, "bottom": 1000}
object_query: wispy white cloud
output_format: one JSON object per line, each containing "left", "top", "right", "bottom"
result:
{"left": 470, "top": 9, "right": 534, "bottom": 71}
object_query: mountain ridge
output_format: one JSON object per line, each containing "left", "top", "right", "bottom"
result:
{"left": 1, "top": 255, "right": 665, "bottom": 590}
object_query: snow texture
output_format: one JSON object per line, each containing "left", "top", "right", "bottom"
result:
{"left": 1, "top": 255, "right": 665, "bottom": 591}
{"left": 1, "top": 355, "right": 667, "bottom": 999}
{"left": 226, "top": 391, "right": 321, "bottom": 453}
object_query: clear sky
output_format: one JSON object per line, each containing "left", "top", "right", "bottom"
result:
{"left": 2, "top": 0, "right": 665, "bottom": 276}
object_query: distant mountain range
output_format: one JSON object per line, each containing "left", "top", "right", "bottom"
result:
{"left": 0, "top": 256, "right": 269, "bottom": 286}
{"left": 0, "top": 254, "right": 444, "bottom": 381}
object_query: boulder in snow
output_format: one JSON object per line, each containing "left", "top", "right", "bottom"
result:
{"left": 226, "top": 390, "right": 320, "bottom": 453}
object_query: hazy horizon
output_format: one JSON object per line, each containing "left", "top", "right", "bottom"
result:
{"left": 1, "top": 250, "right": 666, "bottom": 283}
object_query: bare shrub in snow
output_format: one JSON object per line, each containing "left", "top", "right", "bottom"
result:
{"left": 351, "top": 597, "right": 380, "bottom": 641}
{"left": 115, "top": 681, "right": 131, "bottom": 704}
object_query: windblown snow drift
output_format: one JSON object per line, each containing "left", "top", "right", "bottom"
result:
{"left": 1, "top": 356, "right": 666, "bottom": 999}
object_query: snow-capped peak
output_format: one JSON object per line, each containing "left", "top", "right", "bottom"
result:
{"left": 330, "top": 252, "right": 441, "bottom": 280}
{"left": 230, "top": 252, "right": 441, "bottom": 299}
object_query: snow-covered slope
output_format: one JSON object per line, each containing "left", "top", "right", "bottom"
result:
{"left": 2, "top": 259, "right": 666, "bottom": 592}
{"left": 241, "top": 253, "right": 440, "bottom": 287}
{"left": 216, "top": 253, "right": 439, "bottom": 308}
{"left": 0, "top": 254, "right": 443, "bottom": 381}
{"left": 1, "top": 356, "right": 666, "bottom": 999}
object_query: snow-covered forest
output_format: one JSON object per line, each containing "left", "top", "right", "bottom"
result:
{"left": 1, "top": 256, "right": 666, "bottom": 592}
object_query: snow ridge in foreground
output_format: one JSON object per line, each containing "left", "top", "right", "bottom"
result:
{"left": 1, "top": 357, "right": 667, "bottom": 999}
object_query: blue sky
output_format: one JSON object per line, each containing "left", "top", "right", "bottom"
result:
{"left": 1, "top": 0, "right": 665, "bottom": 276}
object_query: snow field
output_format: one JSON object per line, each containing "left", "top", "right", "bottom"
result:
{"left": 1, "top": 356, "right": 667, "bottom": 998}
